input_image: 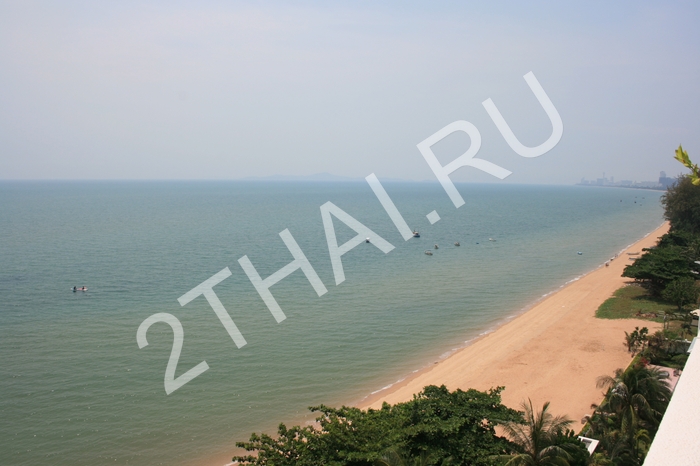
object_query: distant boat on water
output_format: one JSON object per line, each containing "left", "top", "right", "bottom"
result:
{"left": 424, "top": 250, "right": 433, "bottom": 255}
{"left": 412, "top": 230, "right": 420, "bottom": 238}
{"left": 72, "top": 286, "right": 88, "bottom": 292}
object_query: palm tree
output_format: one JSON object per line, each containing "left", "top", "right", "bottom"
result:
{"left": 595, "top": 364, "right": 672, "bottom": 435}
{"left": 589, "top": 425, "right": 651, "bottom": 466}
{"left": 497, "top": 399, "right": 574, "bottom": 466}
{"left": 588, "top": 452, "right": 614, "bottom": 466}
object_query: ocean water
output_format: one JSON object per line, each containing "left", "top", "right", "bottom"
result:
{"left": 0, "top": 181, "right": 664, "bottom": 465}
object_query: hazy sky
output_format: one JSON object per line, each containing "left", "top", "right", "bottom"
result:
{"left": 1, "top": 1, "right": 698, "bottom": 183}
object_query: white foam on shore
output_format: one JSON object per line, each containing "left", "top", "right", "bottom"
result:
{"left": 356, "top": 222, "right": 667, "bottom": 405}
{"left": 370, "top": 376, "right": 409, "bottom": 395}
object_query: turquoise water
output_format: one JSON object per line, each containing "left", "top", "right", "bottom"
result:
{"left": 0, "top": 181, "right": 664, "bottom": 465}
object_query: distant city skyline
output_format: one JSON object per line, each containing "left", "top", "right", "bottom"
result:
{"left": 578, "top": 170, "right": 676, "bottom": 190}
{"left": 1, "top": 2, "right": 698, "bottom": 183}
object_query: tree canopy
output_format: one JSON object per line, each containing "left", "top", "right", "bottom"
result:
{"left": 621, "top": 239, "right": 696, "bottom": 295}
{"left": 587, "top": 364, "right": 672, "bottom": 465}
{"left": 232, "top": 385, "right": 522, "bottom": 466}
{"left": 661, "top": 276, "right": 700, "bottom": 311}
{"left": 661, "top": 174, "right": 700, "bottom": 234}
{"left": 496, "top": 399, "right": 577, "bottom": 466}
{"left": 624, "top": 172, "right": 700, "bottom": 298}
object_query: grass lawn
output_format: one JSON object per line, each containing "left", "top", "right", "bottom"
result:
{"left": 595, "top": 284, "right": 698, "bottom": 372}
{"left": 596, "top": 284, "right": 675, "bottom": 322}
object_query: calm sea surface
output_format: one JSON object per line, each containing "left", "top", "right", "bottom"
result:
{"left": 0, "top": 181, "right": 664, "bottom": 465}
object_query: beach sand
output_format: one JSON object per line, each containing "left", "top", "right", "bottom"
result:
{"left": 356, "top": 222, "right": 669, "bottom": 425}
{"left": 217, "top": 223, "right": 670, "bottom": 465}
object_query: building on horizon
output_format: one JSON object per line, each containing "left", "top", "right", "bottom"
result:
{"left": 659, "top": 171, "right": 676, "bottom": 189}
{"left": 578, "top": 172, "right": 676, "bottom": 190}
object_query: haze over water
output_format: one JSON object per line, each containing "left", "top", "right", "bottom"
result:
{"left": 0, "top": 181, "right": 664, "bottom": 465}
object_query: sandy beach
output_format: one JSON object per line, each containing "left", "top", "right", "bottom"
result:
{"left": 216, "top": 222, "right": 669, "bottom": 465}
{"left": 357, "top": 222, "right": 669, "bottom": 425}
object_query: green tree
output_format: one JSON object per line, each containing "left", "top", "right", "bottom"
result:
{"left": 496, "top": 399, "right": 574, "bottom": 466}
{"left": 661, "top": 174, "right": 700, "bottom": 234}
{"left": 550, "top": 431, "right": 591, "bottom": 466}
{"left": 587, "top": 365, "right": 672, "bottom": 465}
{"left": 232, "top": 385, "right": 521, "bottom": 466}
{"left": 673, "top": 145, "right": 700, "bottom": 185}
{"left": 661, "top": 276, "right": 699, "bottom": 311}
{"left": 623, "top": 327, "right": 648, "bottom": 355}
{"left": 374, "top": 449, "right": 433, "bottom": 466}
{"left": 399, "top": 385, "right": 521, "bottom": 465}
{"left": 621, "top": 240, "right": 695, "bottom": 296}
{"left": 587, "top": 452, "right": 614, "bottom": 466}
{"left": 232, "top": 423, "right": 320, "bottom": 466}
{"left": 589, "top": 427, "right": 650, "bottom": 466}
{"left": 655, "top": 228, "right": 700, "bottom": 251}
{"left": 595, "top": 365, "right": 672, "bottom": 437}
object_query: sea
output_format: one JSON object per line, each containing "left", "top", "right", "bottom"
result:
{"left": 0, "top": 181, "right": 664, "bottom": 465}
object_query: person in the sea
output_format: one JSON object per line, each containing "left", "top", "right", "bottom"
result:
{"left": 72, "top": 286, "right": 77, "bottom": 292}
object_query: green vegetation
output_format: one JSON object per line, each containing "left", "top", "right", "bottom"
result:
{"left": 665, "top": 147, "right": 700, "bottom": 232}
{"left": 233, "top": 385, "right": 522, "bottom": 466}
{"left": 596, "top": 286, "right": 671, "bottom": 321}
{"left": 579, "top": 147, "right": 700, "bottom": 464}
{"left": 232, "top": 386, "right": 595, "bottom": 466}
{"left": 661, "top": 276, "right": 700, "bottom": 311}
{"left": 604, "top": 150, "right": 700, "bottom": 350}
{"left": 594, "top": 285, "right": 696, "bottom": 341}
{"left": 673, "top": 145, "right": 700, "bottom": 185}
{"left": 623, "top": 327, "right": 648, "bottom": 355}
{"left": 611, "top": 324, "right": 691, "bottom": 369}
{"left": 621, "top": 231, "right": 700, "bottom": 296}
{"left": 233, "top": 147, "right": 700, "bottom": 465}
{"left": 583, "top": 364, "right": 672, "bottom": 465}
{"left": 494, "top": 400, "right": 588, "bottom": 466}
{"left": 644, "top": 330, "right": 691, "bottom": 369}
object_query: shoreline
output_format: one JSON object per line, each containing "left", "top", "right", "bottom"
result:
{"left": 354, "top": 224, "right": 667, "bottom": 407}
{"left": 355, "top": 222, "right": 668, "bottom": 422}
{"left": 215, "top": 221, "right": 668, "bottom": 465}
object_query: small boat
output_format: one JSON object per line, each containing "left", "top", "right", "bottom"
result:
{"left": 577, "top": 251, "right": 583, "bottom": 255}
{"left": 412, "top": 230, "right": 420, "bottom": 238}
{"left": 434, "top": 244, "right": 439, "bottom": 249}
{"left": 489, "top": 238, "right": 496, "bottom": 242}
{"left": 454, "top": 242, "right": 460, "bottom": 246}
{"left": 626, "top": 252, "right": 640, "bottom": 255}
{"left": 424, "top": 250, "right": 433, "bottom": 255}
{"left": 365, "top": 237, "right": 370, "bottom": 243}
{"left": 72, "top": 286, "right": 88, "bottom": 292}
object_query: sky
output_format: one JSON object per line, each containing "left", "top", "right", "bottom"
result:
{"left": 1, "top": 1, "right": 699, "bottom": 183}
